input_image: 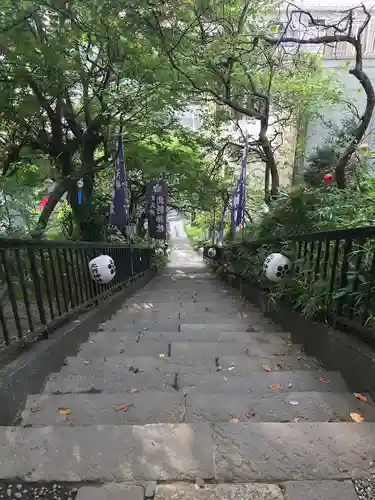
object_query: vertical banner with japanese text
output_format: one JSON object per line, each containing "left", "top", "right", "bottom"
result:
{"left": 146, "top": 180, "right": 168, "bottom": 240}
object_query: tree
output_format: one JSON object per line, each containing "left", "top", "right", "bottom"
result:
{"left": 0, "top": 0, "right": 185, "bottom": 238}
{"left": 136, "top": 0, "right": 340, "bottom": 201}
{"left": 262, "top": 3, "right": 375, "bottom": 189}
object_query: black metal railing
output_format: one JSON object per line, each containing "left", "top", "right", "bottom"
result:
{"left": 204, "top": 226, "right": 375, "bottom": 340}
{"left": 0, "top": 239, "right": 153, "bottom": 348}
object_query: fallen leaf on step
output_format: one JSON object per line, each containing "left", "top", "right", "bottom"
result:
{"left": 354, "top": 393, "right": 368, "bottom": 402}
{"left": 289, "top": 401, "right": 299, "bottom": 406}
{"left": 350, "top": 412, "right": 365, "bottom": 423}
{"left": 58, "top": 408, "right": 71, "bottom": 416}
{"left": 230, "top": 417, "right": 241, "bottom": 422}
{"left": 246, "top": 409, "right": 256, "bottom": 418}
{"left": 269, "top": 384, "right": 281, "bottom": 390}
{"left": 30, "top": 407, "right": 42, "bottom": 413}
{"left": 114, "top": 404, "right": 134, "bottom": 412}
{"left": 319, "top": 377, "right": 330, "bottom": 384}
{"left": 129, "top": 366, "right": 139, "bottom": 373}
{"left": 127, "top": 388, "right": 139, "bottom": 393}
{"left": 228, "top": 366, "right": 235, "bottom": 371}
{"left": 263, "top": 364, "right": 272, "bottom": 372}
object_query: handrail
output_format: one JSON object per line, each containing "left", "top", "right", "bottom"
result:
{"left": 0, "top": 240, "right": 154, "bottom": 351}
{"left": 204, "top": 224, "right": 375, "bottom": 342}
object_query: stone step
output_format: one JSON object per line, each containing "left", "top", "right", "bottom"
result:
{"left": 88, "top": 330, "right": 290, "bottom": 346}
{"left": 101, "top": 319, "right": 181, "bottom": 332}
{"left": 21, "top": 392, "right": 185, "bottom": 427}
{"left": 186, "top": 391, "right": 375, "bottom": 423}
{"left": 62, "top": 352, "right": 317, "bottom": 377}
{"left": 1, "top": 423, "right": 375, "bottom": 481}
{"left": 180, "top": 370, "right": 348, "bottom": 394}
{"left": 43, "top": 370, "right": 347, "bottom": 394}
{"left": 170, "top": 340, "right": 303, "bottom": 360}
{"left": 213, "top": 422, "right": 375, "bottom": 481}
{"left": 124, "top": 302, "right": 246, "bottom": 313}
{"left": 78, "top": 340, "right": 170, "bottom": 359}
{"left": 154, "top": 482, "right": 359, "bottom": 500}
{"left": 217, "top": 355, "right": 321, "bottom": 372}
{"left": 77, "top": 338, "right": 297, "bottom": 360}
{"left": 21, "top": 391, "right": 375, "bottom": 428}
{"left": 62, "top": 355, "right": 217, "bottom": 374}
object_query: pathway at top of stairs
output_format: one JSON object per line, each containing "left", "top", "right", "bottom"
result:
{"left": 2, "top": 238, "right": 375, "bottom": 499}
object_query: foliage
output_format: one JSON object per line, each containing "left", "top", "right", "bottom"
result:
{"left": 303, "top": 118, "right": 364, "bottom": 187}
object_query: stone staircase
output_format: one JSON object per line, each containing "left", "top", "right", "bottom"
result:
{"left": 2, "top": 242, "right": 375, "bottom": 499}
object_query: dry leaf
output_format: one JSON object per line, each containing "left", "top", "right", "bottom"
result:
{"left": 114, "top": 404, "right": 134, "bottom": 412}
{"left": 58, "top": 407, "right": 71, "bottom": 416}
{"left": 228, "top": 366, "right": 235, "bottom": 371}
{"left": 350, "top": 412, "right": 365, "bottom": 423}
{"left": 354, "top": 393, "right": 368, "bottom": 402}
{"left": 263, "top": 364, "right": 272, "bottom": 372}
{"left": 127, "top": 388, "right": 138, "bottom": 394}
{"left": 269, "top": 383, "right": 281, "bottom": 390}
{"left": 30, "top": 407, "right": 42, "bottom": 413}
{"left": 230, "top": 417, "right": 241, "bottom": 422}
{"left": 319, "top": 377, "right": 330, "bottom": 384}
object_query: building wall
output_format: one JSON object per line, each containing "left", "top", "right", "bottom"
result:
{"left": 303, "top": 58, "right": 375, "bottom": 173}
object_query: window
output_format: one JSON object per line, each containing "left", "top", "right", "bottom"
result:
{"left": 308, "top": 19, "right": 326, "bottom": 27}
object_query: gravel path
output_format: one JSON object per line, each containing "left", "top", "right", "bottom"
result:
{"left": 0, "top": 484, "right": 78, "bottom": 500}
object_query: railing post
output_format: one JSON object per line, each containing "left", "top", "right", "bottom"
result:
{"left": 27, "top": 248, "right": 47, "bottom": 338}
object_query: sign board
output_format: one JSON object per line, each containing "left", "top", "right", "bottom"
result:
{"left": 146, "top": 181, "right": 168, "bottom": 240}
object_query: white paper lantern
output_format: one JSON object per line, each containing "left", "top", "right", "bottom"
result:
{"left": 155, "top": 248, "right": 164, "bottom": 256}
{"left": 263, "top": 253, "right": 292, "bottom": 282}
{"left": 208, "top": 247, "right": 216, "bottom": 258}
{"left": 89, "top": 255, "right": 116, "bottom": 284}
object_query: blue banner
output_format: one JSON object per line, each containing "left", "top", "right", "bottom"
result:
{"left": 109, "top": 135, "right": 128, "bottom": 230}
{"left": 230, "top": 135, "right": 248, "bottom": 234}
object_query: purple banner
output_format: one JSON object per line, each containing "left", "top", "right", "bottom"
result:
{"left": 109, "top": 135, "right": 128, "bottom": 230}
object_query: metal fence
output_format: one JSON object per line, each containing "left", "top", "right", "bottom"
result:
{"left": 0, "top": 239, "right": 153, "bottom": 348}
{"left": 204, "top": 226, "right": 375, "bottom": 340}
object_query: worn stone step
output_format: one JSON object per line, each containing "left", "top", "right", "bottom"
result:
{"left": 43, "top": 371, "right": 177, "bottom": 394}
{"left": 0, "top": 423, "right": 214, "bottom": 481}
{"left": 217, "top": 355, "right": 320, "bottom": 372}
{"left": 63, "top": 355, "right": 217, "bottom": 374}
{"left": 78, "top": 340, "right": 169, "bottom": 359}
{"left": 282, "top": 481, "right": 359, "bottom": 500}
{"left": 178, "top": 324, "right": 247, "bottom": 333}
{"left": 44, "top": 370, "right": 347, "bottom": 395}
{"left": 101, "top": 319, "right": 180, "bottom": 332}
{"left": 186, "top": 391, "right": 375, "bottom": 423}
{"left": 88, "top": 330, "right": 290, "bottom": 346}
{"left": 213, "top": 422, "right": 375, "bottom": 481}
{"left": 124, "top": 302, "right": 243, "bottom": 313}
{"left": 2, "top": 423, "right": 375, "bottom": 481}
{"left": 180, "top": 370, "right": 348, "bottom": 394}
{"left": 154, "top": 481, "right": 359, "bottom": 500}
{"left": 155, "top": 484, "right": 284, "bottom": 500}
{"left": 170, "top": 340, "right": 302, "bottom": 360}
{"left": 76, "top": 484, "right": 144, "bottom": 500}
{"left": 22, "top": 390, "right": 375, "bottom": 428}
{"left": 21, "top": 392, "right": 185, "bottom": 427}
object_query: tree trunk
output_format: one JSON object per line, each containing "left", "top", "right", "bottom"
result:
{"left": 335, "top": 64, "right": 375, "bottom": 188}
